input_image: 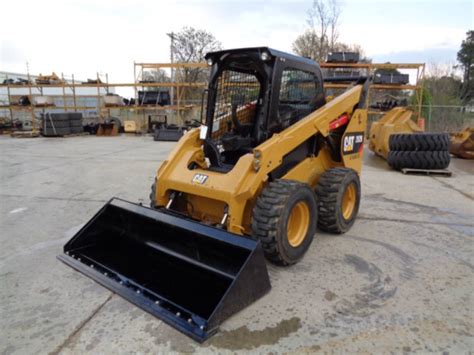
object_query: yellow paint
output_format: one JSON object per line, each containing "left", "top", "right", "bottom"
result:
{"left": 369, "top": 107, "right": 423, "bottom": 159}
{"left": 154, "top": 84, "right": 367, "bottom": 235}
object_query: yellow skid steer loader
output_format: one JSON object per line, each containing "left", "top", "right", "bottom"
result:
{"left": 59, "top": 47, "right": 369, "bottom": 342}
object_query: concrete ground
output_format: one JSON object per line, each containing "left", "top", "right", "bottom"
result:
{"left": 0, "top": 135, "right": 473, "bottom": 354}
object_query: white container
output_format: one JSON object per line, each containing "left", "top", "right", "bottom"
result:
{"left": 103, "top": 95, "right": 124, "bottom": 107}
{"left": 33, "top": 96, "right": 55, "bottom": 106}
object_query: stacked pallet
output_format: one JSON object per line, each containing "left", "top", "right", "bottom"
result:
{"left": 42, "top": 113, "right": 84, "bottom": 137}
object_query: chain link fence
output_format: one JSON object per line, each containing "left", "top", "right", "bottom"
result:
{"left": 421, "top": 105, "right": 474, "bottom": 133}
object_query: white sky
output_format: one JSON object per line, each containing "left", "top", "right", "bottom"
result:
{"left": 1, "top": 0, "right": 472, "bottom": 96}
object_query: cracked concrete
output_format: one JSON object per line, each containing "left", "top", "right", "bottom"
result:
{"left": 0, "top": 135, "right": 473, "bottom": 354}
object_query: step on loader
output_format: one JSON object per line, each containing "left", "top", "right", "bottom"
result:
{"left": 59, "top": 47, "right": 369, "bottom": 342}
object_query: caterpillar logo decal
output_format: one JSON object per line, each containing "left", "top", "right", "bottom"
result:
{"left": 192, "top": 173, "right": 208, "bottom": 184}
{"left": 342, "top": 132, "right": 364, "bottom": 155}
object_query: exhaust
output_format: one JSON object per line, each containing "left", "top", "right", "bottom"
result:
{"left": 58, "top": 198, "right": 271, "bottom": 342}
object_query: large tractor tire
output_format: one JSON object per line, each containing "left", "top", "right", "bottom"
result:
{"left": 43, "top": 120, "right": 70, "bottom": 129}
{"left": 252, "top": 179, "right": 317, "bottom": 266}
{"left": 387, "top": 151, "right": 450, "bottom": 170}
{"left": 316, "top": 168, "right": 361, "bottom": 234}
{"left": 389, "top": 133, "right": 450, "bottom": 151}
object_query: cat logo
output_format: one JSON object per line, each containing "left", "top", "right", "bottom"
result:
{"left": 192, "top": 173, "right": 208, "bottom": 185}
{"left": 342, "top": 132, "right": 364, "bottom": 155}
{"left": 343, "top": 136, "right": 355, "bottom": 152}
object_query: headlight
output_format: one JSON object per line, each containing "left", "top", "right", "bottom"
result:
{"left": 260, "top": 51, "right": 270, "bottom": 61}
{"left": 207, "top": 58, "right": 213, "bottom": 66}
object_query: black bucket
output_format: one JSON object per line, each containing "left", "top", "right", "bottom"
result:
{"left": 58, "top": 198, "right": 271, "bottom": 342}
{"left": 153, "top": 126, "right": 184, "bottom": 141}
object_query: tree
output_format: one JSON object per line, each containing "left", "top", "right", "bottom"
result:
{"left": 171, "top": 27, "right": 222, "bottom": 84}
{"left": 141, "top": 69, "right": 170, "bottom": 83}
{"left": 457, "top": 30, "right": 474, "bottom": 103}
{"left": 292, "top": 0, "right": 367, "bottom": 62}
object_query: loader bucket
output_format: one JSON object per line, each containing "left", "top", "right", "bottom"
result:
{"left": 58, "top": 198, "right": 271, "bottom": 342}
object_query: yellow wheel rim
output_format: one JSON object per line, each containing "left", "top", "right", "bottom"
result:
{"left": 287, "top": 201, "right": 310, "bottom": 247}
{"left": 342, "top": 183, "right": 356, "bottom": 220}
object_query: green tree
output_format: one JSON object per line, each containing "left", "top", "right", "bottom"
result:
{"left": 457, "top": 30, "right": 474, "bottom": 103}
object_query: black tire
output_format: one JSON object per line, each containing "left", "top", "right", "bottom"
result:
{"left": 70, "top": 127, "right": 84, "bottom": 134}
{"left": 252, "top": 180, "right": 317, "bottom": 266}
{"left": 149, "top": 180, "right": 157, "bottom": 208}
{"left": 43, "top": 127, "right": 71, "bottom": 137}
{"left": 316, "top": 168, "right": 361, "bottom": 234}
{"left": 389, "top": 133, "right": 450, "bottom": 151}
{"left": 43, "top": 121, "right": 70, "bottom": 129}
{"left": 69, "top": 121, "right": 83, "bottom": 128}
{"left": 387, "top": 150, "right": 450, "bottom": 170}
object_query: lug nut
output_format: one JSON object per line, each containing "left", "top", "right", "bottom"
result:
{"left": 176, "top": 312, "right": 181, "bottom": 317}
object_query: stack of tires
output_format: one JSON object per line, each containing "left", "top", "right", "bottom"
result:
{"left": 388, "top": 133, "right": 451, "bottom": 170}
{"left": 42, "top": 113, "right": 84, "bottom": 137}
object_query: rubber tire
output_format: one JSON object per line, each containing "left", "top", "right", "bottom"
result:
{"left": 316, "top": 168, "right": 361, "bottom": 234}
{"left": 387, "top": 150, "right": 450, "bottom": 170}
{"left": 43, "top": 121, "right": 70, "bottom": 129}
{"left": 70, "top": 127, "right": 84, "bottom": 134}
{"left": 69, "top": 121, "right": 83, "bottom": 128}
{"left": 42, "top": 127, "right": 71, "bottom": 136}
{"left": 149, "top": 180, "right": 157, "bottom": 208}
{"left": 252, "top": 179, "right": 317, "bottom": 266}
{"left": 389, "top": 133, "right": 450, "bottom": 151}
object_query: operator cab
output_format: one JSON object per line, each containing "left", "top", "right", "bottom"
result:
{"left": 203, "top": 47, "right": 325, "bottom": 172}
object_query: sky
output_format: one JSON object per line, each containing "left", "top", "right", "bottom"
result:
{"left": 1, "top": 0, "right": 472, "bottom": 96}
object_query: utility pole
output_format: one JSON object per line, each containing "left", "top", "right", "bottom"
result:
{"left": 166, "top": 32, "right": 175, "bottom": 106}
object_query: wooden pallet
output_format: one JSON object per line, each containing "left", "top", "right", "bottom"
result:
{"left": 401, "top": 168, "right": 452, "bottom": 177}
{"left": 10, "top": 131, "right": 40, "bottom": 138}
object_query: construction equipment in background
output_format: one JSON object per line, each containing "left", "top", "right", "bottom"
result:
{"left": 374, "top": 73, "right": 410, "bottom": 85}
{"left": 449, "top": 127, "right": 474, "bottom": 159}
{"left": 96, "top": 117, "right": 121, "bottom": 136}
{"left": 103, "top": 93, "right": 125, "bottom": 107}
{"left": 35, "top": 72, "right": 64, "bottom": 85}
{"left": 369, "top": 107, "right": 451, "bottom": 171}
{"left": 41, "top": 113, "right": 84, "bottom": 137}
{"left": 326, "top": 51, "right": 360, "bottom": 63}
{"left": 124, "top": 120, "right": 138, "bottom": 134}
{"left": 369, "top": 107, "right": 423, "bottom": 159}
{"left": 153, "top": 115, "right": 184, "bottom": 141}
{"left": 138, "top": 90, "right": 171, "bottom": 106}
{"left": 59, "top": 47, "right": 369, "bottom": 342}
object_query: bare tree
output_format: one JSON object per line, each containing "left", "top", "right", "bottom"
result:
{"left": 172, "top": 27, "right": 222, "bottom": 84}
{"left": 293, "top": 0, "right": 368, "bottom": 62}
{"left": 170, "top": 27, "right": 222, "bottom": 103}
{"left": 302, "top": 0, "right": 341, "bottom": 61}
{"left": 142, "top": 69, "right": 170, "bottom": 83}
{"left": 292, "top": 29, "right": 320, "bottom": 60}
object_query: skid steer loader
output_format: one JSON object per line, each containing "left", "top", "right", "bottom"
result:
{"left": 59, "top": 47, "right": 369, "bottom": 342}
